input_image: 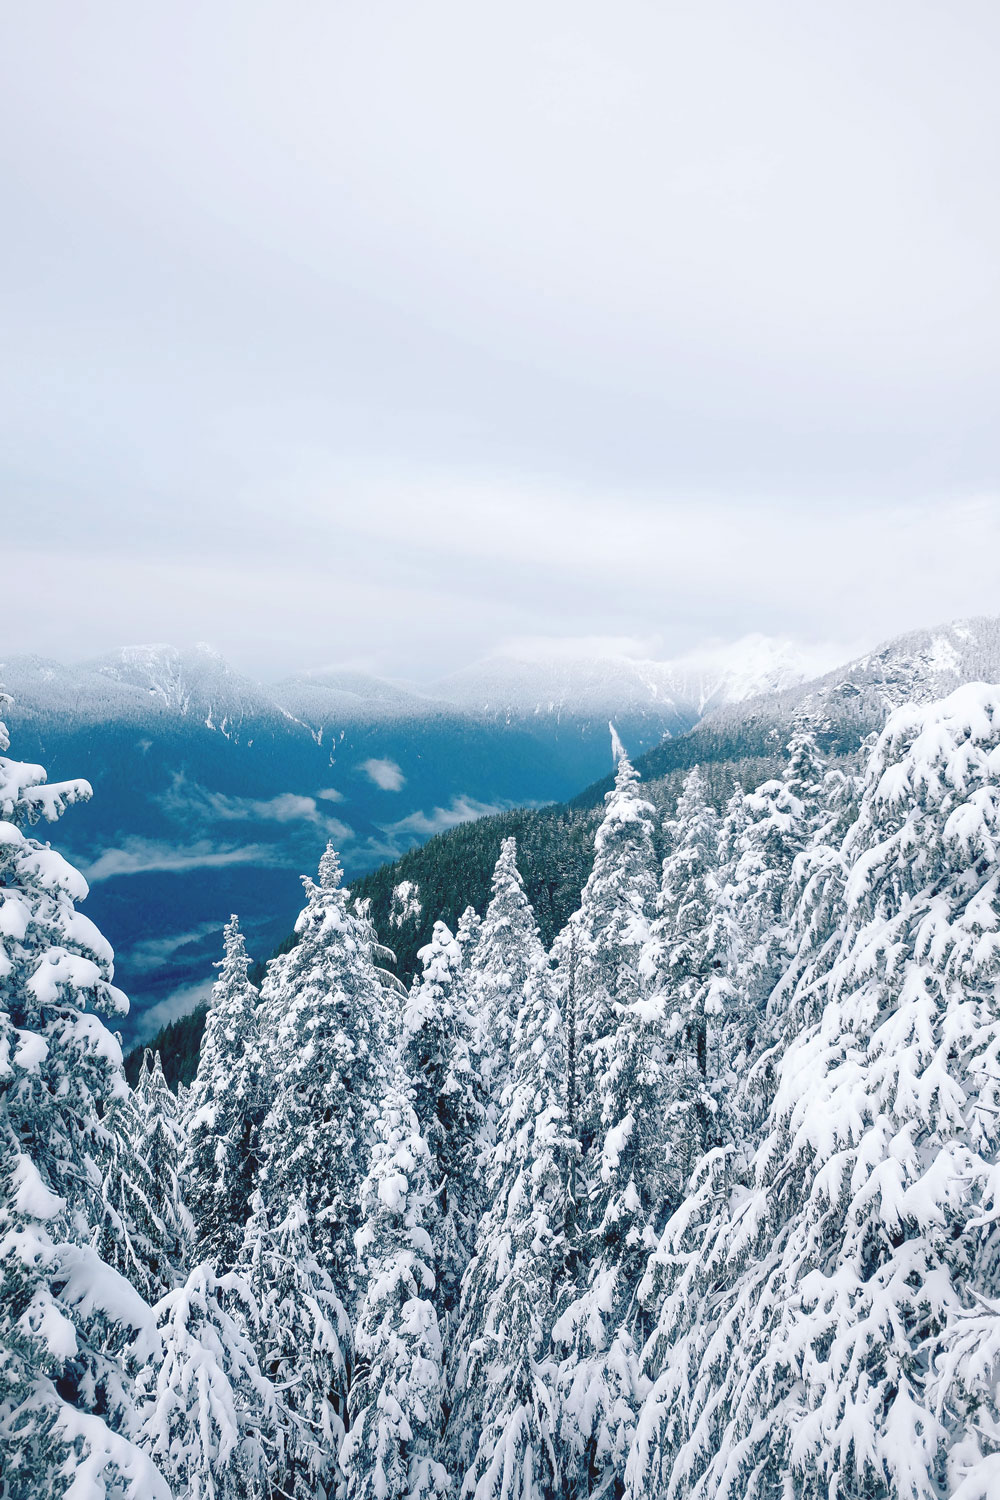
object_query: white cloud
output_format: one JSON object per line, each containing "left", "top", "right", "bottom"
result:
{"left": 158, "top": 775, "right": 352, "bottom": 835}
{"left": 317, "top": 787, "right": 343, "bottom": 803}
{"left": 245, "top": 792, "right": 318, "bottom": 822}
{"left": 360, "top": 758, "right": 406, "bottom": 792}
{"left": 84, "top": 837, "right": 278, "bottom": 882}
{"left": 383, "top": 794, "right": 502, "bottom": 839}
{"left": 133, "top": 980, "right": 214, "bottom": 1042}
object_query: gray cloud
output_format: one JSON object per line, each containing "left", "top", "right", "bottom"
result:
{"left": 1, "top": 3, "right": 997, "bottom": 676}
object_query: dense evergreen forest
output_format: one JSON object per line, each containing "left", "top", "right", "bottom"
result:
{"left": 11, "top": 671, "right": 1000, "bottom": 1497}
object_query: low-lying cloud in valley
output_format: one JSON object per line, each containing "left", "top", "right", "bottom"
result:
{"left": 84, "top": 838, "right": 281, "bottom": 883}
{"left": 360, "top": 758, "right": 406, "bottom": 792}
{"left": 383, "top": 795, "right": 505, "bottom": 840}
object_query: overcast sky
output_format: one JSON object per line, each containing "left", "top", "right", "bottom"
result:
{"left": 2, "top": 1, "right": 998, "bottom": 680}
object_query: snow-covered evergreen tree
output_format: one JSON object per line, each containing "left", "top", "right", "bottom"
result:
{"left": 0, "top": 695, "right": 168, "bottom": 1497}
{"left": 255, "top": 843, "right": 392, "bottom": 1442}
{"left": 455, "top": 905, "right": 482, "bottom": 969}
{"left": 94, "top": 1079, "right": 171, "bottom": 1305}
{"left": 239, "top": 1190, "right": 348, "bottom": 1499}
{"left": 783, "top": 716, "right": 827, "bottom": 816}
{"left": 722, "top": 770, "right": 809, "bottom": 1065}
{"left": 535, "top": 756, "right": 660, "bottom": 1497}
{"left": 627, "top": 683, "right": 1000, "bottom": 1499}
{"left": 134, "top": 1263, "right": 278, "bottom": 1500}
{"left": 183, "top": 917, "right": 262, "bottom": 1271}
{"left": 469, "top": 837, "right": 548, "bottom": 1104}
{"left": 341, "top": 1069, "right": 448, "bottom": 1500}
{"left": 94, "top": 1050, "right": 190, "bottom": 1307}
{"left": 640, "top": 766, "right": 729, "bottom": 1177}
{"left": 448, "top": 960, "right": 568, "bottom": 1500}
{"left": 136, "top": 1050, "right": 192, "bottom": 1281}
{"left": 402, "top": 920, "right": 484, "bottom": 1315}
{"left": 552, "top": 753, "right": 657, "bottom": 1140}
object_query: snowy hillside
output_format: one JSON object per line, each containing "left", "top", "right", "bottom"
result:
{"left": 432, "top": 633, "right": 835, "bottom": 726}
{"left": 1, "top": 644, "right": 290, "bottom": 738}
{"left": 701, "top": 614, "right": 1000, "bottom": 739}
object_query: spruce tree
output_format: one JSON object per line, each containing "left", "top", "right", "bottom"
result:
{"left": 552, "top": 753, "right": 658, "bottom": 1145}
{"left": 341, "top": 1069, "right": 448, "bottom": 1500}
{"left": 550, "top": 764, "right": 684, "bottom": 1500}
{"left": 455, "top": 905, "right": 482, "bottom": 969}
{"left": 402, "top": 920, "right": 485, "bottom": 1316}
{"left": 0, "top": 696, "right": 167, "bottom": 1497}
{"left": 95, "top": 1078, "right": 175, "bottom": 1305}
{"left": 469, "top": 836, "right": 548, "bottom": 1110}
{"left": 255, "top": 843, "right": 393, "bottom": 1433}
{"left": 184, "top": 916, "right": 263, "bottom": 1271}
{"left": 239, "top": 1191, "right": 348, "bottom": 1499}
{"left": 134, "top": 1263, "right": 278, "bottom": 1500}
{"left": 448, "top": 963, "right": 568, "bottom": 1500}
{"left": 640, "top": 766, "right": 729, "bottom": 1181}
{"left": 135, "top": 1050, "right": 192, "bottom": 1283}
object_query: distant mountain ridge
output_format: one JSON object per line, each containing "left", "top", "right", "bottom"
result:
{"left": 429, "top": 633, "right": 833, "bottom": 726}
{"left": 1, "top": 632, "right": 836, "bottom": 742}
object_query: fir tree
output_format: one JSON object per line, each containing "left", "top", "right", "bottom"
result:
{"left": 627, "top": 683, "right": 1000, "bottom": 1499}
{"left": 134, "top": 1263, "right": 278, "bottom": 1500}
{"left": 448, "top": 963, "right": 568, "bottom": 1500}
{"left": 239, "top": 1191, "right": 348, "bottom": 1499}
{"left": 94, "top": 1079, "right": 173, "bottom": 1305}
{"left": 552, "top": 753, "right": 658, "bottom": 1142}
{"left": 640, "top": 766, "right": 729, "bottom": 1176}
{"left": 455, "top": 905, "right": 482, "bottom": 969}
{"left": 184, "top": 917, "right": 263, "bottom": 1271}
{"left": 0, "top": 695, "right": 167, "bottom": 1497}
{"left": 541, "top": 756, "right": 660, "bottom": 1498}
{"left": 402, "top": 920, "right": 485, "bottom": 1317}
{"left": 341, "top": 1069, "right": 448, "bottom": 1500}
{"left": 135, "top": 1050, "right": 193, "bottom": 1283}
{"left": 468, "top": 836, "right": 548, "bottom": 1110}
{"left": 255, "top": 844, "right": 393, "bottom": 1432}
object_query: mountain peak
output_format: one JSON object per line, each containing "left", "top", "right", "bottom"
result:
{"left": 430, "top": 634, "right": 834, "bottom": 725}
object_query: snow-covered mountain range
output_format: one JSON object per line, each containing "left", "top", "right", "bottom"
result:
{"left": 433, "top": 634, "right": 836, "bottom": 726}
{"left": 1, "top": 633, "right": 833, "bottom": 739}
{"left": 699, "top": 615, "right": 1000, "bottom": 738}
